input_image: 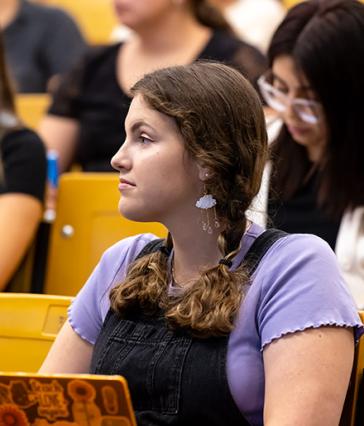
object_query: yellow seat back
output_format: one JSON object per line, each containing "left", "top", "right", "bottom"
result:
{"left": 0, "top": 293, "right": 72, "bottom": 372}
{"left": 44, "top": 172, "right": 167, "bottom": 296}
{"left": 282, "top": 0, "right": 304, "bottom": 8}
{"left": 341, "top": 311, "right": 364, "bottom": 425}
{"left": 15, "top": 94, "right": 50, "bottom": 129}
{"left": 46, "top": 0, "right": 117, "bottom": 44}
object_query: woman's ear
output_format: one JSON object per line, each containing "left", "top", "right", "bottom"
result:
{"left": 197, "top": 165, "right": 213, "bottom": 182}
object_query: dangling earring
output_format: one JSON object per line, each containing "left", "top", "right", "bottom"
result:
{"left": 195, "top": 183, "right": 220, "bottom": 234}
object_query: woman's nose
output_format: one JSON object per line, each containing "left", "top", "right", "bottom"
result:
{"left": 283, "top": 98, "right": 299, "bottom": 122}
{"left": 110, "top": 143, "right": 131, "bottom": 171}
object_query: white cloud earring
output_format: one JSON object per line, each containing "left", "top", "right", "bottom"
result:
{"left": 195, "top": 179, "right": 220, "bottom": 233}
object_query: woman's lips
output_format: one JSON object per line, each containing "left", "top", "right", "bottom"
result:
{"left": 287, "top": 125, "right": 310, "bottom": 136}
{"left": 118, "top": 179, "right": 136, "bottom": 191}
{"left": 118, "top": 183, "right": 135, "bottom": 191}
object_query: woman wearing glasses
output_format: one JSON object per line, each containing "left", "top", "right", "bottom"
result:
{"left": 256, "top": 0, "right": 364, "bottom": 307}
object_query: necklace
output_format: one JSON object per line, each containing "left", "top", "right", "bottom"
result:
{"left": 169, "top": 255, "right": 198, "bottom": 289}
{"left": 170, "top": 263, "right": 196, "bottom": 289}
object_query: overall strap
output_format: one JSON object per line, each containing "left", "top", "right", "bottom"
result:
{"left": 136, "top": 238, "right": 165, "bottom": 259}
{"left": 136, "top": 229, "right": 288, "bottom": 276}
{"left": 244, "top": 228, "right": 288, "bottom": 276}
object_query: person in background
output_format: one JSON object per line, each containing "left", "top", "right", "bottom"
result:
{"left": 38, "top": 0, "right": 266, "bottom": 174}
{"left": 0, "top": 0, "right": 88, "bottom": 93}
{"left": 0, "top": 30, "right": 46, "bottom": 290}
{"left": 209, "top": 0, "right": 285, "bottom": 53}
{"left": 40, "top": 61, "right": 363, "bottom": 425}
{"left": 255, "top": 0, "right": 364, "bottom": 307}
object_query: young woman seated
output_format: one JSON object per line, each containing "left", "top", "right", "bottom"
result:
{"left": 40, "top": 61, "right": 363, "bottom": 426}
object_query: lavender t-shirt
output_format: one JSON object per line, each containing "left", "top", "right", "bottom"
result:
{"left": 69, "top": 223, "right": 364, "bottom": 425}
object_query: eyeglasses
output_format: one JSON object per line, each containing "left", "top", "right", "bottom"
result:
{"left": 258, "top": 72, "right": 322, "bottom": 125}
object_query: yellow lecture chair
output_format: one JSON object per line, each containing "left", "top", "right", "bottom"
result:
{"left": 15, "top": 94, "right": 50, "bottom": 129}
{"left": 46, "top": 0, "right": 117, "bottom": 44}
{"left": 340, "top": 311, "right": 364, "bottom": 425}
{"left": 282, "top": 0, "right": 305, "bottom": 8}
{"left": 44, "top": 173, "right": 167, "bottom": 296}
{"left": 0, "top": 293, "right": 72, "bottom": 372}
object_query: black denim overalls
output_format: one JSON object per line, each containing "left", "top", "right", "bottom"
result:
{"left": 90, "top": 229, "right": 286, "bottom": 426}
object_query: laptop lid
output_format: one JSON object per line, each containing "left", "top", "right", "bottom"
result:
{"left": 0, "top": 372, "right": 136, "bottom": 426}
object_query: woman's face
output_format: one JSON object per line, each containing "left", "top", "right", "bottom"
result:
{"left": 111, "top": 94, "right": 203, "bottom": 226}
{"left": 112, "top": 0, "right": 181, "bottom": 30}
{"left": 272, "top": 55, "right": 328, "bottom": 162}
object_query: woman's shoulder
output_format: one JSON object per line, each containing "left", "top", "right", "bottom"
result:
{"left": 1, "top": 127, "right": 46, "bottom": 199}
{"left": 67, "top": 233, "right": 160, "bottom": 341}
{"left": 257, "top": 231, "right": 341, "bottom": 284}
{"left": 73, "top": 233, "right": 160, "bottom": 309}
{"left": 99, "top": 233, "right": 160, "bottom": 273}
{"left": 199, "top": 29, "right": 249, "bottom": 62}
{"left": 2, "top": 128, "right": 45, "bottom": 158}
{"left": 60, "top": 43, "right": 122, "bottom": 91}
{"left": 211, "top": 29, "right": 265, "bottom": 54}
{"left": 201, "top": 30, "right": 267, "bottom": 84}
{"left": 3, "top": 127, "right": 41, "bottom": 141}
{"left": 48, "top": 43, "right": 123, "bottom": 116}
{"left": 240, "top": 229, "right": 364, "bottom": 348}
{"left": 79, "top": 43, "right": 121, "bottom": 72}
{"left": 268, "top": 230, "right": 334, "bottom": 255}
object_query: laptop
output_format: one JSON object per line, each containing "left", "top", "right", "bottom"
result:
{"left": 0, "top": 372, "right": 137, "bottom": 426}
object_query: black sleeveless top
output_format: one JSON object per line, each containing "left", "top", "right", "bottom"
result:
{"left": 48, "top": 30, "right": 266, "bottom": 171}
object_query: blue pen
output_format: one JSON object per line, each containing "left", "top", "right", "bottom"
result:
{"left": 47, "top": 150, "right": 59, "bottom": 188}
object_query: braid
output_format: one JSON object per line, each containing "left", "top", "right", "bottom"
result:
{"left": 166, "top": 188, "right": 251, "bottom": 337}
{"left": 110, "top": 233, "right": 173, "bottom": 315}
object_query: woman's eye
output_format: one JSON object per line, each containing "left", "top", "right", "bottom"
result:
{"left": 139, "top": 135, "right": 153, "bottom": 144}
{"left": 273, "top": 83, "right": 288, "bottom": 94}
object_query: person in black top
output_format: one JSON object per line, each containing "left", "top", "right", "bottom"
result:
{"left": 256, "top": 0, "right": 364, "bottom": 251}
{"left": 39, "top": 0, "right": 266, "bottom": 174}
{"left": 0, "top": 30, "right": 46, "bottom": 290}
{"left": 0, "top": 0, "right": 88, "bottom": 93}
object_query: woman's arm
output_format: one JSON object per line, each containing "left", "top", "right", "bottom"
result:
{"left": 263, "top": 326, "right": 354, "bottom": 426}
{"left": 39, "top": 320, "right": 93, "bottom": 373}
{"left": 0, "top": 194, "right": 42, "bottom": 290}
{"left": 38, "top": 115, "right": 80, "bottom": 172}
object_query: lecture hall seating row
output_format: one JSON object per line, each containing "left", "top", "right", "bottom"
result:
{"left": 0, "top": 293, "right": 362, "bottom": 425}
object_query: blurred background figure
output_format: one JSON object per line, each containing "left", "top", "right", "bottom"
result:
{"left": 0, "top": 30, "right": 46, "bottom": 290}
{"left": 33, "top": 0, "right": 119, "bottom": 46}
{"left": 39, "top": 0, "right": 266, "bottom": 175}
{"left": 256, "top": 0, "right": 364, "bottom": 305}
{"left": 0, "top": 0, "right": 88, "bottom": 93}
{"left": 209, "top": 0, "right": 285, "bottom": 52}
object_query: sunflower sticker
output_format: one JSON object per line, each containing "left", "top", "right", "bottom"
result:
{"left": 0, "top": 404, "right": 29, "bottom": 426}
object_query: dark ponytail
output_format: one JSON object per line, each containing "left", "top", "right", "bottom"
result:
{"left": 190, "top": 0, "right": 233, "bottom": 33}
